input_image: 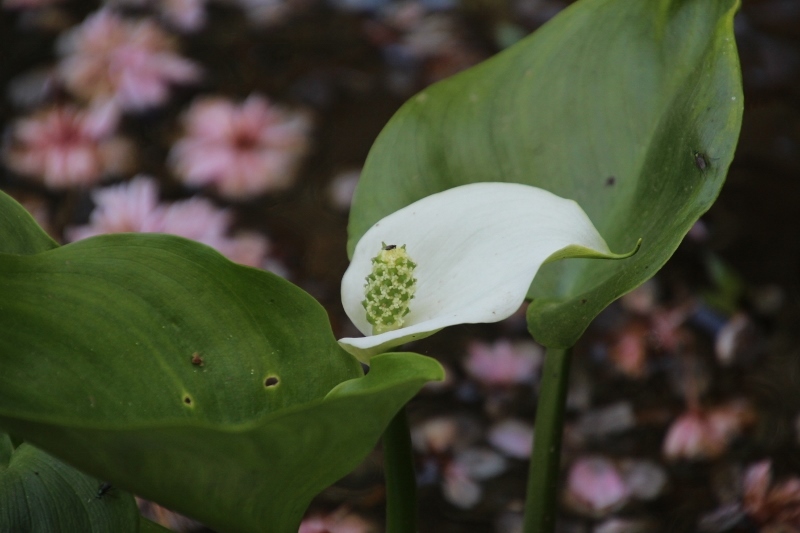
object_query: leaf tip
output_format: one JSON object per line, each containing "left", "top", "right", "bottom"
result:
{"left": 623, "top": 237, "right": 643, "bottom": 259}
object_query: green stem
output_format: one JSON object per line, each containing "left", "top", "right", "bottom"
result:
{"left": 383, "top": 407, "right": 417, "bottom": 533}
{"left": 523, "top": 346, "right": 572, "bottom": 533}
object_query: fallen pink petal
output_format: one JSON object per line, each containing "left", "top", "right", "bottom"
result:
{"left": 662, "top": 401, "right": 755, "bottom": 461}
{"left": 463, "top": 339, "right": 543, "bottom": 387}
{"left": 743, "top": 460, "right": 800, "bottom": 530}
{"left": 488, "top": 419, "right": 534, "bottom": 460}
{"left": 563, "top": 456, "right": 631, "bottom": 518}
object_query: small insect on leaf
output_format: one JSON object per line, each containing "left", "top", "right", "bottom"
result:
{"left": 190, "top": 352, "right": 204, "bottom": 366}
{"left": 694, "top": 151, "right": 709, "bottom": 171}
{"left": 96, "top": 482, "right": 113, "bottom": 500}
{"left": 383, "top": 244, "right": 397, "bottom": 250}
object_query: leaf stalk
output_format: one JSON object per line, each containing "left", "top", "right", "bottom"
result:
{"left": 383, "top": 407, "right": 417, "bottom": 533}
{"left": 524, "top": 346, "right": 572, "bottom": 533}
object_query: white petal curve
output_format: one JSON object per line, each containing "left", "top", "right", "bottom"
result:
{"left": 340, "top": 182, "right": 628, "bottom": 361}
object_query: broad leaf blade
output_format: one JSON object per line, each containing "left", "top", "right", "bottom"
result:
{"left": 347, "top": 0, "right": 742, "bottom": 347}
{"left": 0, "top": 224, "right": 443, "bottom": 532}
{"left": 0, "top": 190, "right": 58, "bottom": 255}
{"left": 139, "top": 517, "right": 172, "bottom": 533}
{"left": 0, "top": 353, "right": 443, "bottom": 533}
{"left": 0, "top": 440, "right": 139, "bottom": 533}
{"left": 0, "top": 235, "right": 360, "bottom": 420}
{"left": 139, "top": 519, "right": 174, "bottom": 533}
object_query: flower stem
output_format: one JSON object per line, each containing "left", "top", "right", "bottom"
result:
{"left": 383, "top": 406, "right": 417, "bottom": 533}
{"left": 523, "top": 346, "right": 572, "bottom": 533}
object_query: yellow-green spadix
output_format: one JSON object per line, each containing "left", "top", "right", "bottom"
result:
{"left": 340, "top": 182, "right": 638, "bottom": 362}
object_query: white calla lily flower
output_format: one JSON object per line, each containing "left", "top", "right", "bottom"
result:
{"left": 340, "top": 182, "right": 638, "bottom": 362}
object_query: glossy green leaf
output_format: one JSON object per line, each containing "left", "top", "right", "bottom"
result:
{"left": 347, "top": 0, "right": 743, "bottom": 348}
{"left": 0, "top": 194, "right": 444, "bottom": 532}
{"left": 0, "top": 438, "right": 139, "bottom": 532}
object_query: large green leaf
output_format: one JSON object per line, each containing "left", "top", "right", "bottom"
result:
{"left": 0, "top": 234, "right": 361, "bottom": 422}
{"left": 0, "top": 192, "right": 58, "bottom": 255}
{"left": 347, "top": 0, "right": 743, "bottom": 347}
{"left": 0, "top": 351, "right": 441, "bottom": 533}
{"left": 0, "top": 191, "right": 444, "bottom": 532}
{"left": 0, "top": 435, "right": 139, "bottom": 532}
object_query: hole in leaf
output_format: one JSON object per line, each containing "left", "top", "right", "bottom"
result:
{"left": 264, "top": 376, "right": 279, "bottom": 387}
{"left": 183, "top": 395, "right": 193, "bottom": 406}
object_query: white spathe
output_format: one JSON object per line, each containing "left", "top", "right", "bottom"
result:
{"left": 340, "top": 182, "right": 636, "bottom": 362}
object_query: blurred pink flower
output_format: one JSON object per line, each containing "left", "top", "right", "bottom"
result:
{"left": 463, "top": 339, "right": 543, "bottom": 387}
{"left": 744, "top": 460, "right": 800, "bottom": 530}
{"left": 158, "top": 197, "right": 269, "bottom": 267}
{"left": 169, "top": 94, "right": 312, "bottom": 200}
{"left": 662, "top": 411, "right": 711, "bottom": 460}
{"left": 66, "top": 176, "right": 272, "bottom": 268}
{"left": 662, "top": 401, "right": 756, "bottom": 461}
{"left": 67, "top": 175, "right": 161, "bottom": 239}
{"left": 563, "top": 456, "right": 631, "bottom": 518}
{"left": 4, "top": 103, "right": 133, "bottom": 189}
{"left": 56, "top": 9, "right": 201, "bottom": 110}
{"left": 299, "top": 507, "right": 376, "bottom": 533}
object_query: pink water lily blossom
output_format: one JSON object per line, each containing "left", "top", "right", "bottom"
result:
{"left": 3, "top": 103, "right": 133, "bottom": 189}
{"left": 169, "top": 94, "right": 312, "bottom": 200}
{"left": 66, "top": 176, "right": 272, "bottom": 268}
{"left": 56, "top": 9, "right": 201, "bottom": 110}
